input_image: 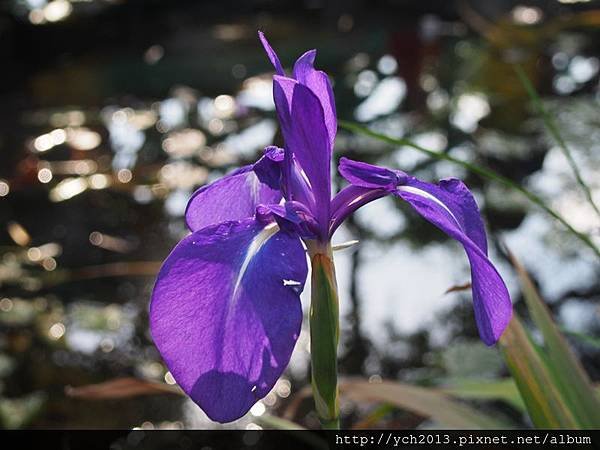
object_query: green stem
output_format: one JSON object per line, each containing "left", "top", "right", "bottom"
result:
{"left": 307, "top": 242, "right": 340, "bottom": 429}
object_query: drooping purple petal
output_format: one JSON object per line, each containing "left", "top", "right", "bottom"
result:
{"left": 336, "top": 158, "right": 511, "bottom": 344}
{"left": 258, "top": 31, "right": 285, "bottom": 76}
{"left": 395, "top": 179, "right": 511, "bottom": 344}
{"left": 397, "top": 177, "right": 488, "bottom": 253}
{"left": 150, "top": 218, "right": 307, "bottom": 423}
{"left": 185, "top": 152, "right": 282, "bottom": 232}
{"left": 293, "top": 50, "right": 337, "bottom": 145}
{"left": 272, "top": 75, "right": 331, "bottom": 238}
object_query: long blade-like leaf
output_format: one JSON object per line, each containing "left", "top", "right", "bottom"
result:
{"left": 498, "top": 315, "right": 578, "bottom": 428}
{"left": 440, "top": 378, "right": 525, "bottom": 412}
{"left": 561, "top": 329, "right": 600, "bottom": 349}
{"left": 339, "top": 120, "right": 600, "bottom": 258}
{"left": 65, "top": 377, "right": 182, "bottom": 399}
{"left": 507, "top": 249, "right": 600, "bottom": 428}
{"left": 340, "top": 380, "right": 510, "bottom": 429}
{"left": 514, "top": 65, "right": 600, "bottom": 220}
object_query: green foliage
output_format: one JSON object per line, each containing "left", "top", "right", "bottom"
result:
{"left": 498, "top": 314, "right": 579, "bottom": 428}
{"left": 340, "top": 380, "right": 510, "bottom": 429}
{"left": 514, "top": 65, "right": 600, "bottom": 219}
{"left": 440, "top": 378, "right": 525, "bottom": 412}
{"left": 502, "top": 251, "right": 600, "bottom": 428}
{"left": 341, "top": 122, "right": 600, "bottom": 429}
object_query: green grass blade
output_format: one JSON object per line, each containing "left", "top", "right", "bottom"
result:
{"left": 339, "top": 120, "right": 600, "bottom": 258}
{"left": 440, "top": 378, "right": 525, "bottom": 412}
{"left": 507, "top": 249, "right": 600, "bottom": 428}
{"left": 514, "top": 65, "right": 600, "bottom": 219}
{"left": 498, "top": 315, "right": 579, "bottom": 428}
{"left": 561, "top": 329, "right": 600, "bottom": 350}
{"left": 340, "top": 379, "right": 511, "bottom": 429}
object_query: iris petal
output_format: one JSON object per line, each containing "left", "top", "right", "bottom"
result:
{"left": 150, "top": 218, "right": 307, "bottom": 422}
{"left": 258, "top": 31, "right": 285, "bottom": 76}
{"left": 272, "top": 76, "right": 332, "bottom": 238}
{"left": 329, "top": 184, "right": 388, "bottom": 236}
{"left": 258, "top": 33, "right": 337, "bottom": 146}
{"left": 395, "top": 179, "right": 511, "bottom": 344}
{"left": 293, "top": 50, "right": 337, "bottom": 145}
{"left": 338, "top": 157, "right": 407, "bottom": 190}
{"left": 185, "top": 153, "right": 282, "bottom": 232}
{"left": 335, "top": 158, "right": 512, "bottom": 344}
{"left": 398, "top": 177, "right": 488, "bottom": 253}
{"left": 257, "top": 201, "right": 320, "bottom": 239}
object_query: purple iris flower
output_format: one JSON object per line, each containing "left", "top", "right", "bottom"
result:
{"left": 149, "top": 32, "right": 512, "bottom": 423}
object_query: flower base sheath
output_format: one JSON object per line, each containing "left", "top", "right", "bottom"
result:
{"left": 149, "top": 32, "right": 512, "bottom": 424}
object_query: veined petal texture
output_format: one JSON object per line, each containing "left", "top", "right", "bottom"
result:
{"left": 258, "top": 31, "right": 285, "bottom": 76}
{"left": 185, "top": 153, "right": 282, "bottom": 232}
{"left": 293, "top": 50, "right": 337, "bottom": 146}
{"left": 273, "top": 76, "right": 332, "bottom": 236}
{"left": 150, "top": 219, "right": 308, "bottom": 422}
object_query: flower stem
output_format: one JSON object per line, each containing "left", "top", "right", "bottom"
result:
{"left": 308, "top": 242, "right": 340, "bottom": 429}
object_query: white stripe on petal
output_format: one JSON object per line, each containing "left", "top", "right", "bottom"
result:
{"left": 232, "top": 222, "right": 279, "bottom": 307}
{"left": 397, "top": 185, "right": 459, "bottom": 225}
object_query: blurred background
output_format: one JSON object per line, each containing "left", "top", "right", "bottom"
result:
{"left": 0, "top": 0, "right": 599, "bottom": 430}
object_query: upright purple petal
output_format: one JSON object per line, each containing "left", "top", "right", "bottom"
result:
{"left": 272, "top": 75, "right": 332, "bottom": 238}
{"left": 336, "top": 158, "right": 511, "bottom": 344}
{"left": 293, "top": 50, "right": 337, "bottom": 145}
{"left": 185, "top": 152, "right": 282, "bottom": 232}
{"left": 258, "top": 31, "right": 285, "bottom": 76}
{"left": 264, "top": 146, "right": 316, "bottom": 213}
{"left": 150, "top": 218, "right": 307, "bottom": 422}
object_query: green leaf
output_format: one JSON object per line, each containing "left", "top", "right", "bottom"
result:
{"left": 440, "top": 378, "right": 525, "bottom": 412}
{"left": 338, "top": 120, "right": 600, "bottom": 258}
{"left": 340, "top": 380, "right": 510, "bottom": 429}
{"left": 514, "top": 65, "right": 600, "bottom": 219}
{"left": 498, "top": 315, "right": 579, "bottom": 428}
{"left": 352, "top": 404, "right": 395, "bottom": 429}
{"left": 561, "top": 329, "right": 600, "bottom": 350}
{"left": 507, "top": 249, "right": 600, "bottom": 428}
